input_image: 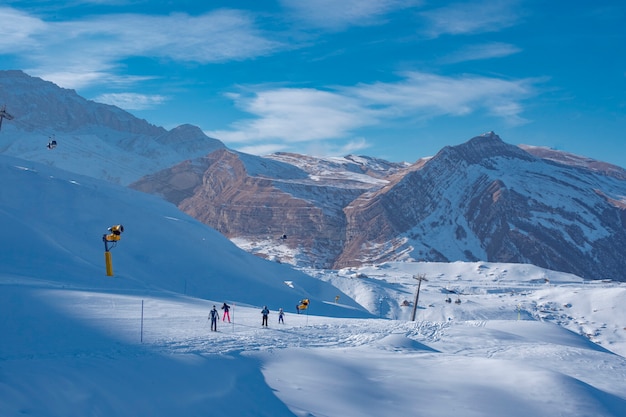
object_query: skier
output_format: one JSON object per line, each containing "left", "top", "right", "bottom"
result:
{"left": 208, "top": 305, "right": 219, "bottom": 331}
{"left": 221, "top": 302, "right": 231, "bottom": 322}
{"left": 278, "top": 307, "right": 284, "bottom": 324}
{"left": 261, "top": 305, "right": 270, "bottom": 327}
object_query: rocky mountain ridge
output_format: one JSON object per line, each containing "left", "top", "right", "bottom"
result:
{"left": 132, "top": 132, "right": 626, "bottom": 281}
{"left": 338, "top": 133, "right": 626, "bottom": 280}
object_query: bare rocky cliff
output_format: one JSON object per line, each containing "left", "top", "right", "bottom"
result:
{"left": 132, "top": 149, "right": 401, "bottom": 267}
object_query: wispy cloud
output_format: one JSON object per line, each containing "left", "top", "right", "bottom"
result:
{"left": 348, "top": 72, "right": 534, "bottom": 121}
{"left": 0, "top": 7, "right": 47, "bottom": 52}
{"left": 208, "top": 88, "right": 379, "bottom": 143}
{"left": 78, "top": 10, "right": 282, "bottom": 63}
{"left": 419, "top": 0, "right": 524, "bottom": 38}
{"left": 280, "top": 0, "right": 421, "bottom": 30}
{"left": 440, "top": 42, "right": 522, "bottom": 64}
{"left": 209, "top": 71, "right": 538, "bottom": 154}
{"left": 0, "top": 7, "right": 284, "bottom": 89}
{"left": 94, "top": 92, "right": 167, "bottom": 110}
{"left": 235, "top": 137, "right": 371, "bottom": 159}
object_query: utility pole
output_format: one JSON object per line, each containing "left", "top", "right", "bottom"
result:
{"left": 410, "top": 274, "right": 427, "bottom": 321}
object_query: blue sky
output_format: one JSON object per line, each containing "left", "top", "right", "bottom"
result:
{"left": 1, "top": 1, "right": 625, "bottom": 166}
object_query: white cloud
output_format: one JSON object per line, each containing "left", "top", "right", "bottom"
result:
{"left": 235, "top": 137, "right": 371, "bottom": 159}
{"left": 420, "top": 0, "right": 523, "bottom": 38}
{"left": 2, "top": 7, "right": 283, "bottom": 89}
{"left": 208, "top": 88, "right": 380, "bottom": 143}
{"left": 209, "top": 71, "right": 537, "bottom": 154}
{"left": 349, "top": 71, "right": 534, "bottom": 122}
{"left": 0, "top": 7, "right": 47, "bottom": 51}
{"left": 440, "top": 42, "right": 522, "bottom": 64}
{"left": 337, "top": 137, "right": 370, "bottom": 154}
{"left": 280, "top": 0, "right": 421, "bottom": 30}
{"left": 93, "top": 92, "right": 167, "bottom": 110}
{"left": 83, "top": 10, "right": 282, "bottom": 63}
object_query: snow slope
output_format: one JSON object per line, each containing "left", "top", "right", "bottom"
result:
{"left": 1, "top": 154, "right": 625, "bottom": 416}
{"left": 0, "top": 154, "right": 367, "bottom": 317}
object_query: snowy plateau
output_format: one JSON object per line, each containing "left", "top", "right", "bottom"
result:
{"left": 1, "top": 154, "right": 626, "bottom": 417}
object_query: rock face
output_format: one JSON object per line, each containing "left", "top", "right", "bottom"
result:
{"left": 132, "top": 132, "right": 626, "bottom": 281}
{"left": 132, "top": 149, "right": 405, "bottom": 267}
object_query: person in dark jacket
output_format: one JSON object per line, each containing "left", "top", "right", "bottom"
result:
{"left": 261, "top": 306, "right": 270, "bottom": 327}
{"left": 209, "top": 305, "right": 219, "bottom": 331}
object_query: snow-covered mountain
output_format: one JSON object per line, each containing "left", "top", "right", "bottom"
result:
{"left": 340, "top": 132, "right": 626, "bottom": 281}
{"left": 0, "top": 70, "right": 224, "bottom": 184}
{"left": 133, "top": 133, "right": 626, "bottom": 281}
{"left": 2, "top": 152, "right": 626, "bottom": 416}
{"left": 3, "top": 70, "right": 626, "bottom": 282}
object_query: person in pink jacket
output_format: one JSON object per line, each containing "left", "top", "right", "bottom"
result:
{"left": 221, "top": 302, "right": 231, "bottom": 323}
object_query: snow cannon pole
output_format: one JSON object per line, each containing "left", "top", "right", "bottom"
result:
{"left": 105, "top": 251, "right": 114, "bottom": 276}
{"left": 103, "top": 234, "right": 114, "bottom": 276}
{"left": 102, "top": 225, "right": 123, "bottom": 277}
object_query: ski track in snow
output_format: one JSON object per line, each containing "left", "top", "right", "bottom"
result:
{"left": 123, "top": 315, "right": 449, "bottom": 356}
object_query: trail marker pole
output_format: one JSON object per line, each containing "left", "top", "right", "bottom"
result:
{"left": 140, "top": 299, "right": 144, "bottom": 343}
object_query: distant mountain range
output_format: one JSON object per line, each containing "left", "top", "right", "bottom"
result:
{"left": 2, "top": 70, "right": 626, "bottom": 281}
{"left": 0, "top": 70, "right": 223, "bottom": 184}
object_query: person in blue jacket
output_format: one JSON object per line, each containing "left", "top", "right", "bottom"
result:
{"left": 261, "top": 306, "right": 270, "bottom": 327}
